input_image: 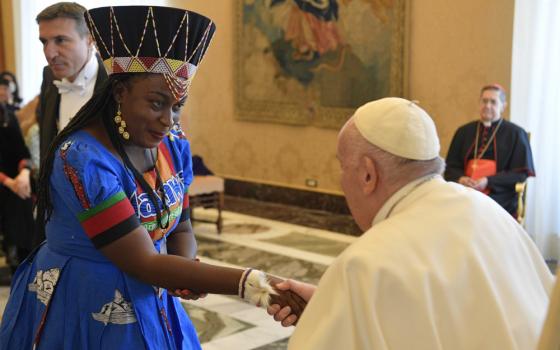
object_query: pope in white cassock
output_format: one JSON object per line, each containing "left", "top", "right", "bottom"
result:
{"left": 268, "top": 97, "right": 554, "bottom": 350}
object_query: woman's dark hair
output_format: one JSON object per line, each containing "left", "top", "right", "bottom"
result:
{"left": 37, "top": 73, "right": 169, "bottom": 230}
{"left": 0, "top": 71, "right": 23, "bottom": 107}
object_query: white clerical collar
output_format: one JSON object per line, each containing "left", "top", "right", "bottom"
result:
{"left": 481, "top": 117, "right": 502, "bottom": 127}
{"left": 53, "top": 53, "right": 98, "bottom": 95}
{"left": 372, "top": 174, "right": 441, "bottom": 226}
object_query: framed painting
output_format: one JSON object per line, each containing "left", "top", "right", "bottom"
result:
{"left": 235, "top": 0, "right": 407, "bottom": 128}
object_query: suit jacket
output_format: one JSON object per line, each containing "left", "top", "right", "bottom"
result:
{"left": 37, "top": 54, "right": 108, "bottom": 164}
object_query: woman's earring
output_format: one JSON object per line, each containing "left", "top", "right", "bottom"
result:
{"left": 114, "top": 104, "right": 130, "bottom": 140}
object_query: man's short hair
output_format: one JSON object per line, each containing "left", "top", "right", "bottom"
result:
{"left": 480, "top": 84, "right": 507, "bottom": 104}
{"left": 36, "top": 2, "right": 89, "bottom": 37}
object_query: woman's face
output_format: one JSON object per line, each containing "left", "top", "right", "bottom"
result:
{"left": 116, "top": 74, "right": 184, "bottom": 148}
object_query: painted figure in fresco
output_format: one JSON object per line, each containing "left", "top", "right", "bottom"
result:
{"left": 251, "top": 0, "right": 398, "bottom": 108}
{"left": 270, "top": 0, "right": 343, "bottom": 61}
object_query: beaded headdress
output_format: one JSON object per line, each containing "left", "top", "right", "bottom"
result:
{"left": 85, "top": 6, "right": 215, "bottom": 100}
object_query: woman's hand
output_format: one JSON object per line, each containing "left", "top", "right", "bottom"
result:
{"left": 14, "top": 169, "right": 31, "bottom": 198}
{"left": 3, "top": 174, "right": 30, "bottom": 199}
{"left": 168, "top": 288, "right": 207, "bottom": 301}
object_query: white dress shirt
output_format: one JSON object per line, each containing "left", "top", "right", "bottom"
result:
{"left": 54, "top": 53, "right": 99, "bottom": 132}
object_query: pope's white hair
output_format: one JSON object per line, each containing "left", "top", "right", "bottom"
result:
{"left": 342, "top": 119, "right": 445, "bottom": 185}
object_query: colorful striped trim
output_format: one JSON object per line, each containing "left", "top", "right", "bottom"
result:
{"left": 159, "top": 307, "right": 173, "bottom": 336}
{"left": 78, "top": 191, "right": 127, "bottom": 222}
{"left": 78, "top": 191, "right": 140, "bottom": 247}
{"left": 158, "top": 142, "right": 175, "bottom": 174}
{"left": 64, "top": 163, "right": 90, "bottom": 209}
{"left": 90, "top": 216, "right": 139, "bottom": 249}
{"left": 60, "top": 142, "right": 90, "bottom": 210}
{"left": 104, "top": 57, "right": 197, "bottom": 80}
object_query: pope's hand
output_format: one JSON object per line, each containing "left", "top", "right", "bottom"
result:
{"left": 265, "top": 276, "right": 307, "bottom": 325}
{"left": 267, "top": 279, "right": 316, "bottom": 327}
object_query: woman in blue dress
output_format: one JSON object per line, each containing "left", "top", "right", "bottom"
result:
{"left": 0, "top": 5, "right": 305, "bottom": 349}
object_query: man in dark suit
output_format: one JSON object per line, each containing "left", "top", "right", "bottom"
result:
{"left": 36, "top": 2, "right": 108, "bottom": 163}
{"left": 34, "top": 3, "right": 108, "bottom": 244}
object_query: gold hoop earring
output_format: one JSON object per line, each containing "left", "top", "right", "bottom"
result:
{"left": 114, "top": 104, "right": 129, "bottom": 140}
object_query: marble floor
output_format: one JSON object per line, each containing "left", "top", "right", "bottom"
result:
{"left": 0, "top": 198, "right": 556, "bottom": 349}
{"left": 188, "top": 208, "right": 356, "bottom": 349}
{"left": 0, "top": 207, "right": 355, "bottom": 349}
{"left": 224, "top": 195, "right": 361, "bottom": 236}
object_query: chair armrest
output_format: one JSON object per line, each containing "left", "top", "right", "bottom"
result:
{"left": 515, "top": 181, "right": 527, "bottom": 225}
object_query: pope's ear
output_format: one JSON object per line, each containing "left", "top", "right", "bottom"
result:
{"left": 362, "top": 155, "right": 377, "bottom": 195}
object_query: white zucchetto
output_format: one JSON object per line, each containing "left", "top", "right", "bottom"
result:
{"left": 353, "top": 97, "right": 440, "bottom": 160}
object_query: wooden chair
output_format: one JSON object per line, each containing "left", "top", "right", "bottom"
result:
{"left": 188, "top": 176, "right": 224, "bottom": 233}
{"left": 515, "top": 181, "right": 527, "bottom": 225}
{"left": 515, "top": 132, "right": 531, "bottom": 225}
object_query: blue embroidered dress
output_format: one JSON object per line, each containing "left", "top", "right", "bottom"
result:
{"left": 0, "top": 129, "right": 200, "bottom": 349}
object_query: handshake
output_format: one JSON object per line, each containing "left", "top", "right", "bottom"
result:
{"left": 267, "top": 276, "right": 314, "bottom": 326}
{"left": 234, "top": 269, "right": 312, "bottom": 326}
{"left": 267, "top": 278, "right": 316, "bottom": 326}
{"left": 170, "top": 270, "right": 316, "bottom": 327}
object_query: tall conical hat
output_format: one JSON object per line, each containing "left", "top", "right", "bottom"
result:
{"left": 85, "top": 6, "right": 215, "bottom": 99}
